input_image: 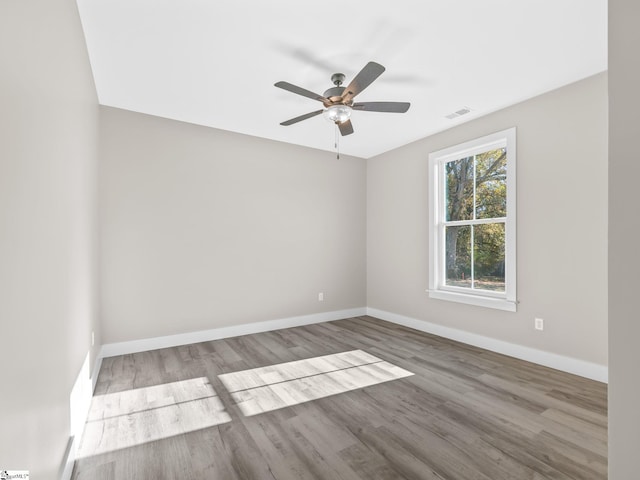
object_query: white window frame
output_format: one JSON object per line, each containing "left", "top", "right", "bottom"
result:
{"left": 428, "top": 128, "right": 517, "bottom": 312}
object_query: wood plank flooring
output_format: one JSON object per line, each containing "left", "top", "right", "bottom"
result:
{"left": 72, "top": 316, "right": 607, "bottom": 480}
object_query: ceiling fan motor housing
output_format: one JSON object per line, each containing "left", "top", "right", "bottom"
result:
{"left": 323, "top": 86, "right": 347, "bottom": 104}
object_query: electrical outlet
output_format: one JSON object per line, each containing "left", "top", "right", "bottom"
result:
{"left": 318, "top": 292, "right": 324, "bottom": 302}
{"left": 534, "top": 318, "right": 544, "bottom": 331}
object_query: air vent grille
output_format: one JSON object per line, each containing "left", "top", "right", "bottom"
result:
{"left": 445, "top": 107, "right": 471, "bottom": 120}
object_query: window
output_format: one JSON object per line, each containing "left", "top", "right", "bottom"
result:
{"left": 428, "top": 128, "right": 516, "bottom": 311}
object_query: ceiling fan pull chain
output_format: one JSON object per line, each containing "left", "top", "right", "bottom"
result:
{"left": 335, "top": 123, "right": 340, "bottom": 159}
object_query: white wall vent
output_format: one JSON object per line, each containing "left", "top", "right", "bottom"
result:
{"left": 445, "top": 107, "right": 472, "bottom": 119}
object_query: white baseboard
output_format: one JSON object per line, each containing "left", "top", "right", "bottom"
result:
{"left": 100, "top": 308, "right": 368, "bottom": 358}
{"left": 99, "top": 305, "right": 607, "bottom": 380}
{"left": 367, "top": 307, "right": 608, "bottom": 383}
{"left": 98, "top": 306, "right": 608, "bottom": 382}
{"left": 59, "top": 436, "right": 76, "bottom": 480}
{"left": 59, "top": 351, "right": 106, "bottom": 480}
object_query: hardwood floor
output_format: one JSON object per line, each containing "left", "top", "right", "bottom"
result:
{"left": 72, "top": 316, "right": 607, "bottom": 480}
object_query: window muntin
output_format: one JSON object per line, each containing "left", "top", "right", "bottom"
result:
{"left": 429, "top": 128, "right": 516, "bottom": 311}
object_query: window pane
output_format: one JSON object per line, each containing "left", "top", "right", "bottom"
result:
{"left": 445, "top": 225, "right": 471, "bottom": 288}
{"left": 473, "top": 223, "right": 505, "bottom": 292}
{"left": 445, "top": 157, "right": 474, "bottom": 221}
{"left": 475, "top": 148, "right": 507, "bottom": 219}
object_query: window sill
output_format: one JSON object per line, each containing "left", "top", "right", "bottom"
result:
{"left": 427, "top": 289, "right": 517, "bottom": 312}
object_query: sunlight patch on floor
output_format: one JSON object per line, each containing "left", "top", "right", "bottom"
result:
{"left": 77, "top": 377, "right": 230, "bottom": 457}
{"left": 219, "top": 350, "right": 413, "bottom": 416}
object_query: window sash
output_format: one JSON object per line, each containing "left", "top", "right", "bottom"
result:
{"left": 436, "top": 224, "right": 507, "bottom": 296}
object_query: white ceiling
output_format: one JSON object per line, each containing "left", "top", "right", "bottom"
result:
{"left": 77, "top": 0, "right": 607, "bottom": 159}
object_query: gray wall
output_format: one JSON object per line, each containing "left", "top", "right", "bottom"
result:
{"left": 99, "top": 107, "right": 366, "bottom": 344}
{"left": 367, "top": 73, "right": 608, "bottom": 366}
{"left": 0, "top": 0, "right": 99, "bottom": 478}
{"left": 608, "top": 1, "right": 640, "bottom": 477}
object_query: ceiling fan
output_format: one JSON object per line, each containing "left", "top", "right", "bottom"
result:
{"left": 275, "top": 61, "right": 410, "bottom": 136}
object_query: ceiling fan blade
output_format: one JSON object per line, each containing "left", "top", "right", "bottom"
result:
{"left": 274, "top": 81, "right": 329, "bottom": 103}
{"left": 338, "top": 119, "right": 354, "bottom": 136}
{"left": 352, "top": 101, "right": 411, "bottom": 113}
{"left": 341, "top": 62, "right": 386, "bottom": 102}
{"left": 280, "top": 109, "right": 324, "bottom": 126}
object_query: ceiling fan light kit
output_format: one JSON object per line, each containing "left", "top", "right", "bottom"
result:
{"left": 275, "top": 61, "right": 411, "bottom": 138}
{"left": 323, "top": 104, "right": 352, "bottom": 123}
